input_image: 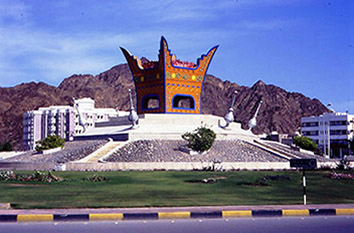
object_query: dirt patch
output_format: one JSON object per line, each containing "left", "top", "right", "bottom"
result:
{"left": 1, "top": 183, "right": 44, "bottom": 187}
{"left": 184, "top": 176, "right": 227, "bottom": 184}
{"left": 213, "top": 176, "right": 227, "bottom": 180}
{"left": 236, "top": 181, "right": 269, "bottom": 186}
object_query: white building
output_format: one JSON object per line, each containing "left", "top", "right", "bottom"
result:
{"left": 72, "top": 98, "right": 118, "bottom": 134}
{"left": 23, "top": 98, "right": 119, "bottom": 151}
{"left": 301, "top": 112, "right": 354, "bottom": 158}
{"left": 23, "top": 106, "right": 75, "bottom": 151}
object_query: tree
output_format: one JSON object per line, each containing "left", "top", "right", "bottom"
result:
{"left": 182, "top": 126, "right": 216, "bottom": 152}
{"left": 0, "top": 142, "right": 12, "bottom": 152}
{"left": 293, "top": 136, "right": 318, "bottom": 152}
{"left": 35, "top": 135, "right": 65, "bottom": 152}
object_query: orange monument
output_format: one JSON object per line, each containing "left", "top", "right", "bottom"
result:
{"left": 121, "top": 37, "right": 218, "bottom": 114}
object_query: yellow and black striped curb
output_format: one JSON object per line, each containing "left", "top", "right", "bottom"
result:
{"left": 1, "top": 208, "right": 354, "bottom": 222}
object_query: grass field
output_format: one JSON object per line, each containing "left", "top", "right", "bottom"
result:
{"left": 0, "top": 170, "right": 353, "bottom": 209}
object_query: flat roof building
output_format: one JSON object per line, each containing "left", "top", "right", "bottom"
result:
{"left": 23, "top": 98, "right": 119, "bottom": 151}
{"left": 301, "top": 112, "right": 354, "bottom": 158}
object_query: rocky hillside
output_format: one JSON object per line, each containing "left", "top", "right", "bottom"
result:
{"left": 0, "top": 62, "right": 328, "bottom": 150}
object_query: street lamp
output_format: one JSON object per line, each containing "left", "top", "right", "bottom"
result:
{"left": 326, "top": 103, "right": 334, "bottom": 158}
{"left": 327, "top": 119, "right": 330, "bottom": 158}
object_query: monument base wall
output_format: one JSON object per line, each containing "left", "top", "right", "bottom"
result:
{"left": 0, "top": 161, "right": 338, "bottom": 171}
{"left": 65, "top": 161, "right": 338, "bottom": 171}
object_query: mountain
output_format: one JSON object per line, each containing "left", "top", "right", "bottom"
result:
{"left": 0, "top": 63, "right": 328, "bottom": 150}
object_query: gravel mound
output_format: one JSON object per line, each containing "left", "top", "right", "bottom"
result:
{"left": 4, "top": 140, "right": 107, "bottom": 163}
{"left": 105, "top": 140, "right": 288, "bottom": 162}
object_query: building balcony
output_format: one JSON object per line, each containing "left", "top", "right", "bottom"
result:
{"left": 301, "top": 126, "right": 320, "bottom": 131}
{"left": 328, "top": 125, "right": 349, "bottom": 130}
{"left": 329, "top": 135, "right": 350, "bottom": 140}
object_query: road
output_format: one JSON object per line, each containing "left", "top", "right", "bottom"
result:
{"left": 1, "top": 216, "right": 354, "bottom": 233}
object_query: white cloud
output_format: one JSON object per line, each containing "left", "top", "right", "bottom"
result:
{"left": 0, "top": 21, "right": 213, "bottom": 86}
{"left": 0, "top": 24, "right": 141, "bottom": 86}
{"left": 0, "top": 15, "right": 294, "bottom": 87}
{"left": 0, "top": 0, "right": 306, "bottom": 87}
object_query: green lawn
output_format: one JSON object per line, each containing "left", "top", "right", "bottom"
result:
{"left": 0, "top": 170, "right": 353, "bottom": 209}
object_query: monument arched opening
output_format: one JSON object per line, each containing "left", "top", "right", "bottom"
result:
{"left": 172, "top": 95, "right": 195, "bottom": 109}
{"left": 142, "top": 95, "right": 160, "bottom": 110}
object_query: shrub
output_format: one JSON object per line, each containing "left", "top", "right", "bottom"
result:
{"left": 0, "top": 170, "right": 62, "bottom": 182}
{"left": 182, "top": 126, "right": 216, "bottom": 152}
{"left": 293, "top": 136, "right": 318, "bottom": 151}
{"left": 35, "top": 135, "right": 65, "bottom": 152}
{"left": 82, "top": 174, "right": 108, "bottom": 182}
{"left": 336, "top": 158, "right": 351, "bottom": 170}
{"left": 0, "top": 142, "right": 12, "bottom": 152}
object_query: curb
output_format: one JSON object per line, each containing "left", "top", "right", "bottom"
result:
{"left": 1, "top": 208, "right": 353, "bottom": 222}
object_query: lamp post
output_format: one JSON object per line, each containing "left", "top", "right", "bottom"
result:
{"left": 327, "top": 120, "right": 330, "bottom": 158}
{"left": 326, "top": 103, "right": 334, "bottom": 158}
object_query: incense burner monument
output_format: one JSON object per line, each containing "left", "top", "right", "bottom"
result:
{"left": 120, "top": 37, "right": 218, "bottom": 114}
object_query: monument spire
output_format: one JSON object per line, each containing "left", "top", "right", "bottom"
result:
{"left": 248, "top": 100, "right": 262, "bottom": 131}
{"left": 128, "top": 89, "right": 139, "bottom": 128}
{"left": 219, "top": 90, "right": 238, "bottom": 129}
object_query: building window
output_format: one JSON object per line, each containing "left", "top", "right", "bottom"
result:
{"left": 303, "top": 131, "right": 318, "bottom": 136}
{"left": 302, "top": 122, "right": 319, "bottom": 127}
{"left": 330, "top": 139, "right": 349, "bottom": 145}
{"left": 330, "top": 130, "right": 347, "bottom": 135}
{"left": 330, "top": 121, "right": 347, "bottom": 126}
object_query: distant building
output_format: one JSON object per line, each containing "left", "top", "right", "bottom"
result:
{"left": 72, "top": 98, "right": 118, "bottom": 135}
{"left": 23, "top": 106, "right": 75, "bottom": 151}
{"left": 23, "top": 98, "right": 119, "bottom": 151}
{"left": 265, "top": 132, "right": 299, "bottom": 146}
{"left": 301, "top": 112, "right": 354, "bottom": 158}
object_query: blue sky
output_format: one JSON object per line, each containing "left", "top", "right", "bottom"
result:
{"left": 0, "top": 0, "right": 353, "bottom": 112}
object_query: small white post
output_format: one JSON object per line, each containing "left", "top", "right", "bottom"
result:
{"left": 303, "top": 168, "right": 307, "bottom": 205}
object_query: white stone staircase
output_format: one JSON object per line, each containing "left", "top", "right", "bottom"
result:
{"left": 252, "top": 139, "right": 300, "bottom": 160}
{"left": 76, "top": 139, "right": 127, "bottom": 163}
